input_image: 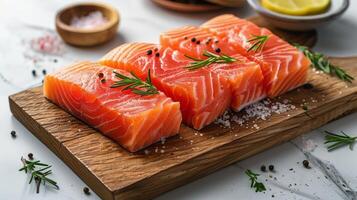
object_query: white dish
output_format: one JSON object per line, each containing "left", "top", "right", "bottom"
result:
{"left": 247, "top": 0, "right": 349, "bottom": 31}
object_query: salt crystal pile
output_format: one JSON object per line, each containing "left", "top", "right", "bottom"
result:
{"left": 70, "top": 11, "right": 108, "bottom": 29}
{"left": 215, "top": 99, "right": 296, "bottom": 128}
{"left": 215, "top": 111, "right": 231, "bottom": 128}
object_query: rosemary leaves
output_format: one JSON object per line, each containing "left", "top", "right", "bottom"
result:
{"left": 111, "top": 69, "right": 159, "bottom": 96}
{"left": 245, "top": 169, "right": 266, "bottom": 192}
{"left": 247, "top": 35, "right": 269, "bottom": 53}
{"left": 324, "top": 131, "right": 357, "bottom": 151}
{"left": 294, "top": 44, "right": 354, "bottom": 83}
{"left": 19, "top": 157, "right": 59, "bottom": 193}
{"left": 185, "top": 51, "right": 236, "bottom": 70}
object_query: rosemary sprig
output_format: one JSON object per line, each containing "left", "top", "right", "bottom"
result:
{"left": 19, "top": 157, "right": 59, "bottom": 193}
{"left": 184, "top": 51, "right": 236, "bottom": 70}
{"left": 324, "top": 131, "right": 357, "bottom": 151}
{"left": 247, "top": 35, "right": 269, "bottom": 53}
{"left": 294, "top": 44, "right": 354, "bottom": 83}
{"left": 111, "top": 69, "right": 159, "bottom": 96}
{"left": 245, "top": 169, "right": 266, "bottom": 192}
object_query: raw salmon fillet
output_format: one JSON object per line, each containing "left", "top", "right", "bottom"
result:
{"left": 201, "top": 14, "right": 311, "bottom": 97}
{"left": 43, "top": 61, "right": 181, "bottom": 152}
{"left": 100, "top": 43, "right": 231, "bottom": 130}
{"left": 160, "top": 25, "right": 266, "bottom": 110}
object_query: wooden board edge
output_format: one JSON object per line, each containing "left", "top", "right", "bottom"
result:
{"left": 8, "top": 95, "right": 115, "bottom": 200}
{"left": 112, "top": 92, "right": 357, "bottom": 199}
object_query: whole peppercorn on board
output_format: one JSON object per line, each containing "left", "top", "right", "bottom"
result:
{"left": 8, "top": 16, "right": 357, "bottom": 200}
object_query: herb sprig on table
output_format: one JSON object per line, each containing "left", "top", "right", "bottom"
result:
{"left": 247, "top": 35, "right": 269, "bottom": 53}
{"left": 245, "top": 169, "right": 266, "bottom": 192}
{"left": 324, "top": 131, "right": 357, "bottom": 151}
{"left": 294, "top": 44, "right": 354, "bottom": 83}
{"left": 184, "top": 51, "right": 236, "bottom": 70}
{"left": 19, "top": 157, "right": 59, "bottom": 193}
{"left": 111, "top": 69, "right": 159, "bottom": 96}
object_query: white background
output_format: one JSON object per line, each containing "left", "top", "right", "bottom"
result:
{"left": 0, "top": 0, "right": 357, "bottom": 199}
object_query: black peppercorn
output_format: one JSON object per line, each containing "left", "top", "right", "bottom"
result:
{"left": 28, "top": 153, "right": 34, "bottom": 160}
{"left": 42, "top": 69, "right": 47, "bottom": 75}
{"left": 215, "top": 48, "right": 221, "bottom": 53}
{"left": 11, "top": 130, "right": 16, "bottom": 138}
{"left": 191, "top": 38, "right": 196, "bottom": 42}
{"left": 146, "top": 49, "right": 153, "bottom": 55}
{"left": 101, "top": 79, "right": 106, "bottom": 83}
{"left": 303, "top": 83, "right": 314, "bottom": 89}
{"left": 303, "top": 160, "right": 311, "bottom": 169}
{"left": 260, "top": 165, "right": 266, "bottom": 172}
{"left": 268, "top": 165, "right": 274, "bottom": 172}
{"left": 155, "top": 52, "right": 160, "bottom": 57}
{"left": 83, "top": 187, "right": 90, "bottom": 195}
{"left": 196, "top": 40, "right": 200, "bottom": 44}
{"left": 32, "top": 70, "right": 37, "bottom": 77}
{"left": 98, "top": 72, "right": 104, "bottom": 78}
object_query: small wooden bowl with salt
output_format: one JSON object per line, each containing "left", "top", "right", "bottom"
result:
{"left": 56, "top": 2, "right": 119, "bottom": 46}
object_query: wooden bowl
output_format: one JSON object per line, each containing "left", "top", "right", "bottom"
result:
{"left": 205, "top": 0, "right": 245, "bottom": 7}
{"left": 55, "top": 3, "right": 120, "bottom": 46}
{"left": 151, "top": 0, "right": 223, "bottom": 12}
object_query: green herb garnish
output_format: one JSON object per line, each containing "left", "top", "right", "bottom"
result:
{"left": 185, "top": 51, "right": 236, "bottom": 70}
{"left": 247, "top": 35, "right": 269, "bottom": 53}
{"left": 324, "top": 131, "right": 357, "bottom": 151}
{"left": 294, "top": 44, "right": 354, "bottom": 83}
{"left": 111, "top": 69, "right": 159, "bottom": 96}
{"left": 19, "top": 157, "right": 59, "bottom": 193}
{"left": 245, "top": 169, "right": 266, "bottom": 192}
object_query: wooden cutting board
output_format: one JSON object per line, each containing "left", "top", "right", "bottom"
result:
{"left": 8, "top": 17, "right": 357, "bottom": 200}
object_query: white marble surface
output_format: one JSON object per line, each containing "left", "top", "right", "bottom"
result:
{"left": 0, "top": 0, "right": 357, "bottom": 199}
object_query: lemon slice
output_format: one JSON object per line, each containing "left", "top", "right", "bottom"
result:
{"left": 261, "top": 0, "right": 331, "bottom": 16}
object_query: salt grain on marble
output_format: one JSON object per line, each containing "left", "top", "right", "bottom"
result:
{"left": 303, "top": 139, "right": 318, "bottom": 152}
{"left": 70, "top": 11, "right": 108, "bottom": 29}
{"left": 30, "top": 33, "right": 64, "bottom": 55}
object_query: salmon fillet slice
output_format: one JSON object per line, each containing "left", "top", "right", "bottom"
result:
{"left": 160, "top": 25, "right": 266, "bottom": 111}
{"left": 43, "top": 61, "right": 181, "bottom": 152}
{"left": 201, "top": 14, "right": 311, "bottom": 97}
{"left": 100, "top": 43, "right": 231, "bottom": 130}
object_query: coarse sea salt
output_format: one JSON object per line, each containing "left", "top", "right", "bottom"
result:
{"left": 30, "top": 33, "right": 64, "bottom": 55}
{"left": 70, "top": 11, "right": 108, "bottom": 29}
{"left": 214, "top": 99, "right": 296, "bottom": 128}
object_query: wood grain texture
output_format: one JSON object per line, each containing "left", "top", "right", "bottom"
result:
{"left": 8, "top": 17, "right": 331, "bottom": 200}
